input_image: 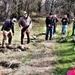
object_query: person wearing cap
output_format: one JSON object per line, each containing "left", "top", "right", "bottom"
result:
{"left": 19, "top": 11, "right": 32, "bottom": 45}
{"left": 1, "top": 18, "right": 16, "bottom": 47}
{"left": 45, "top": 13, "right": 54, "bottom": 40}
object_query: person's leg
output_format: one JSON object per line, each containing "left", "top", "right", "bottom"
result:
{"left": 21, "top": 28, "right": 25, "bottom": 44}
{"left": 64, "top": 25, "right": 67, "bottom": 34}
{"left": 49, "top": 28, "right": 53, "bottom": 40}
{"left": 53, "top": 23, "right": 55, "bottom": 34}
{"left": 74, "top": 25, "right": 75, "bottom": 35}
{"left": 8, "top": 32, "right": 12, "bottom": 45}
{"left": 21, "top": 26, "right": 29, "bottom": 44}
{"left": 26, "top": 28, "right": 30, "bottom": 44}
{"left": 72, "top": 25, "right": 75, "bottom": 35}
{"left": 62, "top": 25, "right": 67, "bottom": 34}
{"left": 62, "top": 25, "right": 64, "bottom": 34}
{"left": 55, "top": 23, "right": 57, "bottom": 33}
{"left": 2, "top": 31, "right": 7, "bottom": 47}
{"left": 45, "top": 27, "right": 49, "bottom": 40}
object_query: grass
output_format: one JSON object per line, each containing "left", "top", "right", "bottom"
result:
{"left": 53, "top": 23, "right": 75, "bottom": 75}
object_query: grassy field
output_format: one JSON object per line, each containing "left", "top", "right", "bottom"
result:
{"left": 53, "top": 23, "right": 75, "bottom": 75}
{"left": 0, "top": 18, "right": 75, "bottom": 75}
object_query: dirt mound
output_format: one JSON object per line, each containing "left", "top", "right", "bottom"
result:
{"left": 0, "top": 60, "right": 20, "bottom": 69}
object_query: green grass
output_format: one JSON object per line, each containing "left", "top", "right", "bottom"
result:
{"left": 53, "top": 23, "right": 75, "bottom": 75}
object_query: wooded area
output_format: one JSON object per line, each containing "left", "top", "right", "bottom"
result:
{"left": 0, "top": 0, "right": 75, "bottom": 20}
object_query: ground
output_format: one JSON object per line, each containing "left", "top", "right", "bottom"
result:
{"left": 0, "top": 39, "right": 57, "bottom": 75}
{"left": 0, "top": 18, "right": 57, "bottom": 75}
{"left": 0, "top": 18, "right": 74, "bottom": 75}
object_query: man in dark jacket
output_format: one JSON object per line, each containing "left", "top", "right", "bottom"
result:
{"left": 45, "top": 13, "right": 54, "bottom": 40}
{"left": 1, "top": 18, "right": 16, "bottom": 47}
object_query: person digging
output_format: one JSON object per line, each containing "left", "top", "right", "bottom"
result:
{"left": 1, "top": 18, "right": 17, "bottom": 48}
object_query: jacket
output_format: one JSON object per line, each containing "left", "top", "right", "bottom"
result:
{"left": 1, "top": 19, "right": 14, "bottom": 33}
{"left": 46, "top": 16, "right": 54, "bottom": 28}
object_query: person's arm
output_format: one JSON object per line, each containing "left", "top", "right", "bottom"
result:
{"left": 45, "top": 17, "right": 50, "bottom": 27}
{"left": 11, "top": 24, "right": 14, "bottom": 35}
{"left": 45, "top": 17, "right": 48, "bottom": 25}
{"left": 56, "top": 18, "right": 58, "bottom": 22}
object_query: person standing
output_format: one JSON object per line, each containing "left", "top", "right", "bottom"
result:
{"left": 53, "top": 14, "right": 58, "bottom": 34}
{"left": 19, "top": 11, "right": 32, "bottom": 45}
{"left": 45, "top": 13, "right": 54, "bottom": 40}
{"left": 1, "top": 18, "right": 16, "bottom": 47}
{"left": 61, "top": 15, "right": 69, "bottom": 35}
{"left": 71, "top": 16, "right": 75, "bottom": 36}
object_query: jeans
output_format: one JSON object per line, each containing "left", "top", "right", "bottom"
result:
{"left": 45, "top": 27, "right": 53, "bottom": 40}
{"left": 62, "top": 25, "right": 67, "bottom": 34}
{"left": 72, "top": 25, "right": 75, "bottom": 35}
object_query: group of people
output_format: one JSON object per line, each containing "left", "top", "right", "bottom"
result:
{"left": 1, "top": 11, "right": 75, "bottom": 47}
{"left": 1, "top": 11, "right": 32, "bottom": 47}
{"left": 45, "top": 12, "right": 75, "bottom": 40}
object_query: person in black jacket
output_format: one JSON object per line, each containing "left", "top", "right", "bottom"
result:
{"left": 1, "top": 18, "right": 16, "bottom": 47}
{"left": 61, "top": 15, "right": 69, "bottom": 35}
{"left": 45, "top": 13, "right": 54, "bottom": 40}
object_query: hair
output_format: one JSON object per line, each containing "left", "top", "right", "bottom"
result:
{"left": 49, "top": 13, "right": 52, "bottom": 16}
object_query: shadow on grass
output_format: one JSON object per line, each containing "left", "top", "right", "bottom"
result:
{"left": 53, "top": 36, "right": 75, "bottom": 75}
{"left": 53, "top": 66, "right": 71, "bottom": 75}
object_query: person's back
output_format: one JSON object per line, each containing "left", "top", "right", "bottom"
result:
{"left": 1, "top": 19, "right": 14, "bottom": 32}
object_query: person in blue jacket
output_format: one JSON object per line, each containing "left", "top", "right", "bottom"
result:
{"left": 45, "top": 13, "right": 54, "bottom": 40}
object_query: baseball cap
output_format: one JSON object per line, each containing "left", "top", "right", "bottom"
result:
{"left": 22, "top": 11, "right": 27, "bottom": 14}
{"left": 12, "top": 18, "right": 17, "bottom": 23}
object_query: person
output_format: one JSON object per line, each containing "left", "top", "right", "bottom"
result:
{"left": 61, "top": 15, "right": 69, "bottom": 35}
{"left": 45, "top": 13, "right": 54, "bottom": 40}
{"left": 53, "top": 14, "right": 58, "bottom": 34}
{"left": 71, "top": 16, "right": 75, "bottom": 36}
{"left": 1, "top": 18, "right": 17, "bottom": 47}
{"left": 19, "top": 11, "right": 32, "bottom": 45}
